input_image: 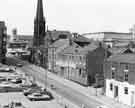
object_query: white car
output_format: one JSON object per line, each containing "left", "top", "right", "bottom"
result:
{"left": 97, "top": 105, "right": 110, "bottom": 108}
{"left": 27, "top": 92, "right": 50, "bottom": 101}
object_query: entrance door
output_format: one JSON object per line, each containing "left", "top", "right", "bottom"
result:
{"left": 131, "top": 91, "right": 135, "bottom": 107}
{"left": 114, "top": 86, "right": 118, "bottom": 98}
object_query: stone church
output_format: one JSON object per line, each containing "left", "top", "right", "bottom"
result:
{"left": 31, "top": 0, "right": 51, "bottom": 68}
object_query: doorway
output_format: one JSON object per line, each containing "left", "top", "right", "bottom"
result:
{"left": 114, "top": 86, "right": 118, "bottom": 98}
{"left": 131, "top": 91, "right": 135, "bottom": 107}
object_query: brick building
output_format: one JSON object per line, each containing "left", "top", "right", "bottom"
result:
{"left": 104, "top": 54, "right": 135, "bottom": 107}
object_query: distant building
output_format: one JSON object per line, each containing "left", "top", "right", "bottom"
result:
{"left": 82, "top": 32, "right": 132, "bottom": 47}
{"left": 104, "top": 54, "right": 135, "bottom": 107}
{"left": 7, "top": 29, "right": 33, "bottom": 48}
{"left": 0, "top": 21, "right": 7, "bottom": 63}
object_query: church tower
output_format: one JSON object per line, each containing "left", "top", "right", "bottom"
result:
{"left": 33, "top": 0, "right": 46, "bottom": 47}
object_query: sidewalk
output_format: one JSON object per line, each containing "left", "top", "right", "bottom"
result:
{"left": 28, "top": 65, "right": 131, "bottom": 108}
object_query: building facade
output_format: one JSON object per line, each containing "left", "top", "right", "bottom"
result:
{"left": 0, "top": 21, "right": 7, "bottom": 63}
{"left": 56, "top": 43, "right": 88, "bottom": 85}
{"left": 48, "top": 39, "right": 71, "bottom": 72}
{"left": 104, "top": 54, "right": 135, "bottom": 107}
{"left": 55, "top": 42, "right": 109, "bottom": 86}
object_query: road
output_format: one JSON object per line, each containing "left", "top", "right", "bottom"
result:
{"left": 6, "top": 57, "right": 102, "bottom": 108}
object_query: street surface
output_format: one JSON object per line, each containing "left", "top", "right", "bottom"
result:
{"left": 6, "top": 57, "right": 102, "bottom": 108}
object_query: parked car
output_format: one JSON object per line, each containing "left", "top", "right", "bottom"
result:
{"left": 0, "top": 76, "right": 6, "bottom": 82}
{"left": 27, "top": 92, "right": 50, "bottom": 101}
{"left": 50, "top": 84, "right": 56, "bottom": 90}
{"left": 16, "top": 63, "right": 23, "bottom": 67}
{"left": 9, "top": 78, "right": 22, "bottom": 84}
{"left": 20, "top": 82, "right": 39, "bottom": 90}
{"left": 23, "top": 87, "right": 41, "bottom": 96}
{"left": 0, "top": 67, "right": 14, "bottom": 73}
{"left": 1, "top": 101, "right": 26, "bottom": 108}
{"left": 97, "top": 105, "right": 110, "bottom": 108}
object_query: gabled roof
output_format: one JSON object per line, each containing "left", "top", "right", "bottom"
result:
{"left": 107, "top": 54, "right": 135, "bottom": 64}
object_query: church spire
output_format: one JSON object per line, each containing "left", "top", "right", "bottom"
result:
{"left": 33, "top": 0, "right": 46, "bottom": 47}
{"left": 36, "top": 0, "right": 44, "bottom": 20}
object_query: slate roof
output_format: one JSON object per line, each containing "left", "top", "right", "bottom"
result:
{"left": 18, "top": 35, "right": 33, "bottom": 40}
{"left": 46, "top": 30, "right": 72, "bottom": 41}
{"left": 79, "top": 43, "right": 98, "bottom": 54}
{"left": 60, "top": 45, "right": 81, "bottom": 55}
{"left": 108, "top": 47, "right": 132, "bottom": 55}
{"left": 60, "top": 42, "right": 98, "bottom": 55}
{"left": 49, "top": 39, "right": 69, "bottom": 48}
{"left": 107, "top": 54, "right": 135, "bottom": 64}
{"left": 73, "top": 35, "right": 90, "bottom": 43}
{"left": 113, "top": 42, "right": 129, "bottom": 47}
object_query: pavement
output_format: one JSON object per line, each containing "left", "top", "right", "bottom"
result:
{"left": 28, "top": 64, "right": 131, "bottom": 108}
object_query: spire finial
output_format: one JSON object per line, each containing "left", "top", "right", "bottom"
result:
{"left": 36, "top": 0, "right": 44, "bottom": 20}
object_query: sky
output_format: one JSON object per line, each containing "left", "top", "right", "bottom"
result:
{"left": 1, "top": 0, "right": 135, "bottom": 35}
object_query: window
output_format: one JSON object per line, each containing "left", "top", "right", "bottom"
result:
{"left": 79, "top": 69, "right": 81, "bottom": 75}
{"left": 125, "top": 64, "right": 129, "bottom": 70}
{"left": 110, "top": 83, "right": 113, "bottom": 91}
{"left": 124, "top": 73, "right": 128, "bottom": 81}
{"left": 124, "top": 87, "right": 128, "bottom": 94}
{"left": 79, "top": 56, "right": 82, "bottom": 61}
{"left": 111, "top": 64, "right": 116, "bottom": 79}
{"left": 72, "top": 56, "right": 74, "bottom": 60}
{"left": 112, "top": 71, "right": 115, "bottom": 79}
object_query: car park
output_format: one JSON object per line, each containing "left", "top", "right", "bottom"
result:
{"left": 27, "top": 92, "right": 51, "bottom": 101}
